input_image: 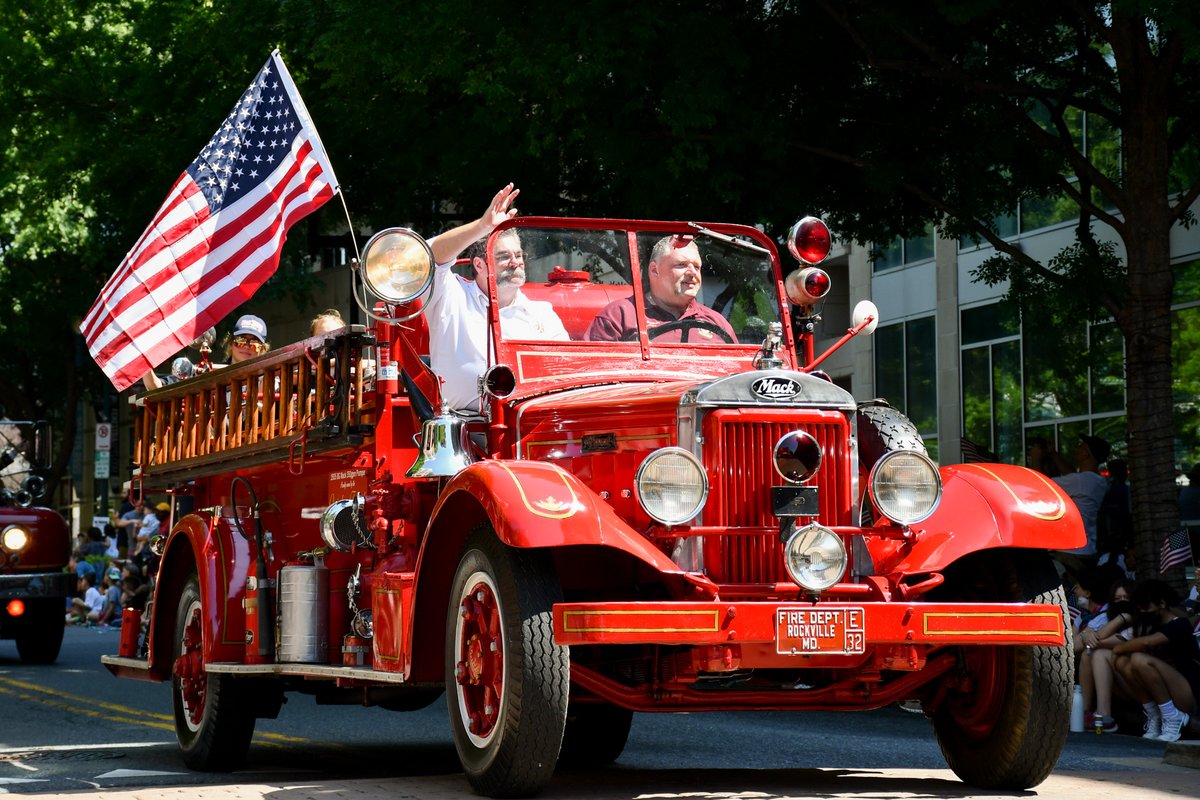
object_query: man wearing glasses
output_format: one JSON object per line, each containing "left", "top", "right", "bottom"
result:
{"left": 427, "top": 183, "right": 568, "bottom": 411}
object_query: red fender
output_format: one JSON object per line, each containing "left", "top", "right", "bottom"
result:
{"left": 151, "top": 511, "right": 252, "bottom": 671}
{"left": 407, "top": 460, "right": 708, "bottom": 682}
{"left": 429, "top": 459, "right": 685, "bottom": 575}
{"left": 891, "top": 462, "right": 1085, "bottom": 574}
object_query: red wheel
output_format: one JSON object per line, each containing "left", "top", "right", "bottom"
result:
{"left": 453, "top": 571, "right": 505, "bottom": 742}
{"left": 172, "top": 576, "right": 256, "bottom": 770}
{"left": 446, "top": 528, "right": 568, "bottom": 797}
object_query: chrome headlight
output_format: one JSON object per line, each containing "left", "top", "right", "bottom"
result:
{"left": 360, "top": 227, "right": 434, "bottom": 304}
{"left": 2, "top": 524, "right": 30, "bottom": 552}
{"left": 868, "top": 449, "right": 942, "bottom": 525}
{"left": 783, "top": 522, "right": 846, "bottom": 592}
{"left": 635, "top": 447, "right": 708, "bottom": 525}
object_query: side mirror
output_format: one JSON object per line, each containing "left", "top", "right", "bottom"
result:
{"left": 852, "top": 300, "right": 879, "bottom": 336}
{"left": 359, "top": 228, "right": 434, "bottom": 305}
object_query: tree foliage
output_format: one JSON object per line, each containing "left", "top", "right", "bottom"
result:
{"left": 3, "top": 1, "right": 1199, "bottom": 576}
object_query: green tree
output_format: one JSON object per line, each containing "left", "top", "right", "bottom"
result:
{"left": 778, "top": 1, "right": 1200, "bottom": 578}
{"left": 0, "top": 0, "right": 286, "bottom": 497}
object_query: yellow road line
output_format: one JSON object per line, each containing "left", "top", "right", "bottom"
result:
{"left": 0, "top": 675, "right": 306, "bottom": 746}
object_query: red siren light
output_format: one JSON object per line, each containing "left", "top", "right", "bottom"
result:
{"left": 6, "top": 598, "right": 25, "bottom": 617}
{"left": 784, "top": 267, "right": 832, "bottom": 306}
{"left": 787, "top": 217, "right": 832, "bottom": 265}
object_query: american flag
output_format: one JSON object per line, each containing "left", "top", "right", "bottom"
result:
{"left": 83, "top": 50, "right": 338, "bottom": 391}
{"left": 1160, "top": 526, "right": 1194, "bottom": 573}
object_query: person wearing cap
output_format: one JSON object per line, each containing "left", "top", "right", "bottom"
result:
{"left": 1043, "top": 434, "right": 1112, "bottom": 578}
{"left": 97, "top": 566, "right": 123, "bottom": 626}
{"left": 141, "top": 315, "right": 264, "bottom": 390}
{"left": 228, "top": 314, "right": 270, "bottom": 363}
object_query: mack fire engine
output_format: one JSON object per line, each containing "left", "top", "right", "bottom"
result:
{"left": 103, "top": 215, "right": 1080, "bottom": 796}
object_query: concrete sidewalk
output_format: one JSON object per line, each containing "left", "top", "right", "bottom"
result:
{"left": 12, "top": 762, "right": 1200, "bottom": 800}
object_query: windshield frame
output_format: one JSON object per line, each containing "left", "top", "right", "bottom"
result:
{"left": 478, "top": 217, "right": 797, "bottom": 398}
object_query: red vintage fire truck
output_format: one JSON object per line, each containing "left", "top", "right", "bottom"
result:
{"left": 103, "top": 216, "right": 1081, "bottom": 796}
{"left": 1, "top": 421, "right": 70, "bottom": 664}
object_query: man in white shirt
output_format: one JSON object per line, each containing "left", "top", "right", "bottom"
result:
{"left": 427, "top": 184, "right": 568, "bottom": 410}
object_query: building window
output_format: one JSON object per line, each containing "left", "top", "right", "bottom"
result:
{"left": 1173, "top": 300, "right": 1200, "bottom": 470}
{"left": 875, "top": 315, "right": 938, "bottom": 459}
{"left": 873, "top": 223, "right": 935, "bottom": 272}
{"left": 961, "top": 302, "right": 1023, "bottom": 464}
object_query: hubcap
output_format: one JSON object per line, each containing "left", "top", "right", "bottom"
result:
{"left": 175, "top": 599, "right": 206, "bottom": 731}
{"left": 454, "top": 573, "right": 503, "bottom": 744}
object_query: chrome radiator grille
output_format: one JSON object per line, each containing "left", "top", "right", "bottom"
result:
{"left": 701, "top": 408, "right": 852, "bottom": 584}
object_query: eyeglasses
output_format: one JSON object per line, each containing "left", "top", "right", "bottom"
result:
{"left": 494, "top": 250, "right": 524, "bottom": 266}
{"left": 232, "top": 335, "right": 266, "bottom": 349}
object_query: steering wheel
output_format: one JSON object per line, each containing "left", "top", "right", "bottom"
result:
{"left": 621, "top": 318, "right": 736, "bottom": 344}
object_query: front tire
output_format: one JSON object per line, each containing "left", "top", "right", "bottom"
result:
{"left": 172, "top": 576, "right": 256, "bottom": 771}
{"left": 930, "top": 551, "right": 1071, "bottom": 789}
{"left": 446, "top": 528, "right": 568, "bottom": 797}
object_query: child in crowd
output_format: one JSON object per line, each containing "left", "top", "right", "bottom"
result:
{"left": 67, "top": 571, "right": 105, "bottom": 625}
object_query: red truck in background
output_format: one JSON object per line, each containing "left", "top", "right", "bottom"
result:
{"left": 103, "top": 215, "right": 1082, "bottom": 796}
{"left": 1, "top": 420, "right": 70, "bottom": 664}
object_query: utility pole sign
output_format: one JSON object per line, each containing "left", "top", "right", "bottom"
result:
{"left": 94, "top": 423, "right": 111, "bottom": 480}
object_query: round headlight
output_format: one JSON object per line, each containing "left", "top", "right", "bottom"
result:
{"left": 783, "top": 523, "right": 846, "bottom": 592}
{"left": 773, "top": 431, "right": 822, "bottom": 484}
{"left": 360, "top": 227, "right": 434, "bottom": 304}
{"left": 635, "top": 447, "right": 708, "bottom": 525}
{"left": 2, "top": 524, "right": 30, "bottom": 552}
{"left": 868, "top": 449, "right": 942, "bottom": 525}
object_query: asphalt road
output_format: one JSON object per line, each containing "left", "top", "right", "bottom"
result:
{"left": 0, "top": 625, "right": 1195, "bottom": 799}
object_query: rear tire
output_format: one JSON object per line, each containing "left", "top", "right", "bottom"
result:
{"left": 930, "top": 551, "right": 1071, "bottom": 789}
{"left": 172, "top": 576, "right": 256, "bottom": 771}
{"left": 446, "top": 528, "right": 568, "bottom": 797}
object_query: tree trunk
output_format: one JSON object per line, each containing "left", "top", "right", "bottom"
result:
{"left": 1115, "top": 47, "right": 1178, "bottom": 582}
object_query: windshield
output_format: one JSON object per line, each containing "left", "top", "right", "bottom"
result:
{"left": 490, "top": 224, "right": 783, "bottom": 345}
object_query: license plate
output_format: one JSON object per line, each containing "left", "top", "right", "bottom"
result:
{"left": 776, "top": 607, "right": 865, "bottom": 654}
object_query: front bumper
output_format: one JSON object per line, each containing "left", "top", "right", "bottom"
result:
{"left": 0, "top": 571, "right": 71, "bottom": 600}
{"left": 554, "top": 601, "right": 1065, "bottom": 649}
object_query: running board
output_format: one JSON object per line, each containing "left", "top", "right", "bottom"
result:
{"left": 101, "top": 654, "right": 413, "bottom": 685}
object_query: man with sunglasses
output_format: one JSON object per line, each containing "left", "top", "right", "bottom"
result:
{"left": 585, "top": 235, "right": 736, "bottom": 343}
{"left": 427, "top": 183, "right": 568, "bottom": 411}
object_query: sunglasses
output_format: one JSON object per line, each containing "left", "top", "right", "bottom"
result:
{"left": 232, "top": 335, "right": 266, "bottom": 349}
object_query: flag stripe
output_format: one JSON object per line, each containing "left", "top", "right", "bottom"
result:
{"left": 84, "top": 51, "right": 338, "bottom": 392}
